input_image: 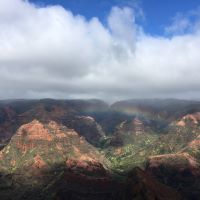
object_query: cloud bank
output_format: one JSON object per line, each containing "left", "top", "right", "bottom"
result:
{"left": 0, "top": 0, "right": 200, "bottom": 100}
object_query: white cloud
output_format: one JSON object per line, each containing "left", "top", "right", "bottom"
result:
{"left": 165, "top": 14, "right": 191, "bottom": 35}
{"left": 165, "top": 8, "right": 200, "bottom": 35}
{"left": 108, "top": 6, "right": 141, "bottom": 50}
{"left": 0, "top": 0, "right": 200, "bottom": 100}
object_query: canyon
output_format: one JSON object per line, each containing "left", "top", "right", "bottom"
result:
{"left": 0, "top": 99, "right": 200, "bottom": 199}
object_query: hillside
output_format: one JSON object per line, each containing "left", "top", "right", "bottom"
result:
{"left": 0, "top": 99, "right": 200, "bottom": 199}
{"left": 0, "top": 119, "right": 110, "bottom": 199}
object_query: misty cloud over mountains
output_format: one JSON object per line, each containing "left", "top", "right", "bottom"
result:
{"left": 0, "top": 0, "right": 200, "bottom": 100}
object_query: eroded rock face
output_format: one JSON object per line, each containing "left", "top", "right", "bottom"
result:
{"left": 17, "top": 120, "right": 54, "bottom": 142}
{"left": 145, "top": 125, "right": 200, "bottom": 199}
{"left": 117, "top": 118, "right": 147, "bottom": 136}
{"left": 0, "top": 120, "right": 111, "bottom": 200}
{"left": 55, "top": 165, "right": 183, "bottom": 200}
{"left": 188, "top": 135, "right": 200, "bottom": 148}
{"left": 110, "top": 117, "right": 152, "bottom": 146}
{"left": 0, "top": 120, "right": 108, "bottom": 172}
{"left": 0, "top": 99, "right": 108, "bottom": 148}
{"left": 176, "top": 112, "right": 200, "bottom": 127}
{"left": 66, "top": 158, "right": 108, "bottom": 177}
{"left": 55, "top": 172, "right": 123, "bottom": 200}
{"left": 147, "top": 153, "right": 200, "bottom": 176}
{"left": 63, "top": 115, "right": 105, "bottom": 146}
{"left": 146, "top": 149, "right": 200, "bottom": 199}
{"left": 125, "top": 167, "right": 182, "bottom": 200}
{"left": 32, "top": 154, "right": 47, "bottom": 169}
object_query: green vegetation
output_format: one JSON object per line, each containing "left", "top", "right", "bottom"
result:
{"left": 103, "top": 124, "right": 200, "bottom": 174}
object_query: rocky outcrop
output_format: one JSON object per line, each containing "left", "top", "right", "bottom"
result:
{"left": 147, "top": 153, "right": 200, "bottom": 177}
{"left": 63, "top": 115, "right": 105, "bottom": 146}
{"left": 66, "top": 158, "right": 108, "bottom": 176}
{"left": 146, "top": 141, "right": 200, "bottom": 199}
{"left": 176, "top": 112, "right": 200, "bottom": 127}
{"left": 110, "top": 117, "right": 151, "bottom": 146}
{"left": 0, "top": 120, "right": 110, "bottom": 200}
{"left": 0, "top": 120, "right": 108, "bottom": 172}
{"left": 54, "top": 166, "right": 183, "bottom": 200}
{"left": 0, "top": 100, "right": 107, "bottom": 147}
{"left": 125, "top": 167, "right": 182, "bottom": 200}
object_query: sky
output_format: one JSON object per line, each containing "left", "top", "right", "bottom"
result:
{"left": 0, "top": 0, "right": 200, "bottom": 101}
{"left": 30, "top": 0, "right": 200, "bottom": 35}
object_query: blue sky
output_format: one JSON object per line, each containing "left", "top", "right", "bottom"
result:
{"left": 30, "top": 0, "right": 200, "bottom": 35}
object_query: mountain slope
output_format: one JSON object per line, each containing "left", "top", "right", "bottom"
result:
{"left": 0, "top": 120, "right": 109, "bottom": 200}
{"left": 0, "top": 99, "right": 108, "bottom": 146}
{"left": 1, "top": 99, "right": 200, "bottom": 199}
{"left": 146, "top": 133, "right": 200, "bottom": 200}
